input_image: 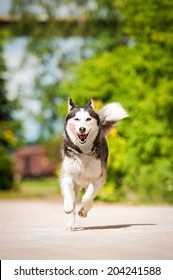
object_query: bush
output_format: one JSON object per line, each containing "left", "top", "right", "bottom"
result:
{"left": 0, "top": 151, "right": 14, "bottom": 190}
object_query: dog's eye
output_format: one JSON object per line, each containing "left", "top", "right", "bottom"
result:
{"left": 74, "top": 118, "right": 80, "bottom": 121}
{"left": 86, "top": 118, "right": 92, "bottom": 121}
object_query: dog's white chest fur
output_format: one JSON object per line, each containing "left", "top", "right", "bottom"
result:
{"left": 62, "top": 154, "right": 102, "bottom": 188}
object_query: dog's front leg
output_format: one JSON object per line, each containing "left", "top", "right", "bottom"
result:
{"left": 61, "top": 176, "right": 76, "bottom": 230}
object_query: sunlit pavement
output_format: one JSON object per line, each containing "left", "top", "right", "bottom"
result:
{"left": 0, "top": 200, "right": 173, "bottom": 259}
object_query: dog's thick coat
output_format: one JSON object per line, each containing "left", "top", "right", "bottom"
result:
{"left": 61, "top": 99, "right": 128, "bottom": 230}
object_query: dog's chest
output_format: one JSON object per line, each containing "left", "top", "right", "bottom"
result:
{"left": 63, "top": 154, "right": 102, "bottom": 185}
{"left": 79, "top": 154, "right": 100, "bottom": 174}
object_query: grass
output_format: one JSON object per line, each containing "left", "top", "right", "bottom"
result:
{"left": 2, "top": 177, "right": 171, "bottom": 204}
{"left": 0, "top": 177, "right": 61, "bottom": 200}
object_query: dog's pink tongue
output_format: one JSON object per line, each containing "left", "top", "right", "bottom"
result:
{"left": 78, "top": 134, "right": 86, "bottom": 142}
{"left": 69, "top": 123, "right": 77, "bottom": 136}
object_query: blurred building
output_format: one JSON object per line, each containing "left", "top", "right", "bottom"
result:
{"left": 14, "top": 145, "right": 56, "bottom": 178}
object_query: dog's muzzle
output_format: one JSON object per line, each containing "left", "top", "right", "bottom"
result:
{"left": 77, "top": 132, "right": 89, "bottom": 144}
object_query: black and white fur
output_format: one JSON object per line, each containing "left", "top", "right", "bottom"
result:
{"left": 61, "top": 99, "right": 128, "bottom": 230}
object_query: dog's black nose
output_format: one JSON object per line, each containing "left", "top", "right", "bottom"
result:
{"left": 79, "top": 127, "right": 86, "bottom": 133}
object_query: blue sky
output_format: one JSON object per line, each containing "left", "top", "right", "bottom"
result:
{"left": 0, "top": 0, "right": 11, "bottom": 15}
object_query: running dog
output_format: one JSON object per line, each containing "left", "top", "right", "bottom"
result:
{"left": 61, "top": 99, "right": 128, "bottom": 230}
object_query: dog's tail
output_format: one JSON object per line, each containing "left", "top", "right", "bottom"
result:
{"left": 98, "top": 103, "right": 128, "bottom": 136}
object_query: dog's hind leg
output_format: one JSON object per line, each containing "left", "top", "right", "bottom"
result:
{"left": 78, "top": 182, "right": 102, "bottom": 218}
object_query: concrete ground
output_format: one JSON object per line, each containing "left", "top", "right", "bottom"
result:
{"left": 0, "top": 200, "right": 173, "bottom": 260}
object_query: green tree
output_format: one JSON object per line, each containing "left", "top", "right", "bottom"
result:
{"left": 116, "top": 0, "right": 173, "bottom": 49}
{"left": 59, "top": 0, "right": 173, "bottom": 203}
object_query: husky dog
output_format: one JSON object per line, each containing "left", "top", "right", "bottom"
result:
{"left": 61, "top": 99, "right": 128, "bottom": 230}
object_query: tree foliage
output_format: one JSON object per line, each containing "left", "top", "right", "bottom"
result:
{"left": 116, "top": 0, "right": 173, "bottom": 49}
{"left": 60, "top": 0, "right": 173, "bottom": 203}
{"left": 8, "top": 0, "right": 121, "bottom": 140}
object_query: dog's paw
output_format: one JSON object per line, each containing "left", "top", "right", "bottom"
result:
{"left": 78, "top": 207, "right": 88, "bottom": 218}
{"left": 64, "top": 226, "right": 75, "bottom": 231}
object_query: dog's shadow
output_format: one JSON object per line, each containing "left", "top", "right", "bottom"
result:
{"left": 75, "top": 223, "right": 156, "bottom": 231}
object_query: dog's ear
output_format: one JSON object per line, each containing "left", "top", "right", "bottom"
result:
{"left": 86, "top": 99, "right": 94, "bottom": 110}
{"left": 68, "top": 98, "right": 75, "bottom": 112}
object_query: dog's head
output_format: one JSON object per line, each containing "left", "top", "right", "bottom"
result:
{"left": 65, "top": 99, "right": 100, "bottom": 145}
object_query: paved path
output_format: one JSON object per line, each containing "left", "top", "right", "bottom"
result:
{"left": 0, "top": 200, "right": 173, "bottom": 259}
